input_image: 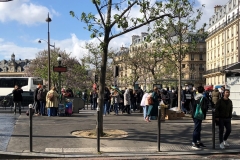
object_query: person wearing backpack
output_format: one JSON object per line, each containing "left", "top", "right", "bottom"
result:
{"left": 37, "top": 85, "right": 47, "bottom": 116}
{"left": 46, "top": 86, "right": 59, "bottom": 116}
{"left": 191, "top": 86, "right": 208, "bottom": 150}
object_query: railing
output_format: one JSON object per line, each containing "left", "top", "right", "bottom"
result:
{"left": 205, "top": 63, "right": 237, "bottom": 74}
{"left": 208, "top": 14, "right": 240, "bottom": 36}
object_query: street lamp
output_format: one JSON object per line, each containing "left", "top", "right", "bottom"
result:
{"left": 57, "top": 54, "right": 62, "bottom": 93}
{"left": 38, "top": 39, "right": 55, "bottom": 51}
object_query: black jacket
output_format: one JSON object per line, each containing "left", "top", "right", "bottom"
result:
{"left": 215, "top": 98, "right": 233, "bottom": 118}
{"left": 33, "top": 88, "right": 39, "bottom": 102}
{"left": 191, "top": 93, "right": 208, "bottom": 119}
{"left": 12, "top": 88, "right": 23, "bottom": 102}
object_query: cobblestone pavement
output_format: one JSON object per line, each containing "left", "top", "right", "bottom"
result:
{"left": 0, "top": 113, "right": 19, "bottom": 151}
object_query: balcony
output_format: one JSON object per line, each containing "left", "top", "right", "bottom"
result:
{"left": 199, "top": 68, "right": 204, "bottom": 71}
{"left": 205, "top": 64, "right": 237, "bottom": 74}
{"left": 208, "top": 14, "right": 240, "bottom": 37}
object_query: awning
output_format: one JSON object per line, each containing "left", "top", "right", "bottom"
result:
{"left": 225, "top": 62, "right": 240, "bottom": 72}
{"left": 204, "top": 85, "right": 213, "bottom": 91}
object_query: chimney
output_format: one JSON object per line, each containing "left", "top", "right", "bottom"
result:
{"left": 214, "top": 5, "right": 222, "bottom": 13}
{"left": 132, "top": 35, "right": 140, "bottom": 44}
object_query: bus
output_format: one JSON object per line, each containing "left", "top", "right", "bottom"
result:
{"left": 0, "top": 77, "right": 43, "bottom": 96}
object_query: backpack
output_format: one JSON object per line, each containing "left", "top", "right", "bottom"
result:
{"left": 194, "top": 97, "right": 204, "bottom": 120}
{"left": 147, "top": 96, "right": 154, "bottom": 105}
{"left": 37, "top": 90, "right": 44, "bottom": 101}
{"left": 48, "top": 92, "right": 54, "bottom": 101}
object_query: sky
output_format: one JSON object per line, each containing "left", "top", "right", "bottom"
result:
{"left": 0, "top": 0, "right": 230, "bottom": 61}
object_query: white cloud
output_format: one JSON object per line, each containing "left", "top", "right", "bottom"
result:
{"left": 0, "top": 0, "right": 59, "bottom": 25}
{"left": 0, "top": 39, "right": 40, "bottom": 60}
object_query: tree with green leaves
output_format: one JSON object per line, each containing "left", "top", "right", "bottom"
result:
{"left": 70, "top": 0, "right": 181, "bottom": 135}
{"left": 24, "top": 48, "right": 88, "bottom": 91}
{"left": 152, "top": 0, "right": 207, "bottom": 111}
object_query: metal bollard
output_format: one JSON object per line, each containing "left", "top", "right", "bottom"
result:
{"left": 96, "top": 107, "right": 100, "bottom": 152}
{"left": 212, "top": 109, "right": 215, "bottom": 149}
{"left": 29, "top": 104, "right": 33, "bottom": 152}
{"left": 157, "top": 106, "right": 161, "bottom": 152}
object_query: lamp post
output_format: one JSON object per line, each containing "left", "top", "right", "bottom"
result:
{"left": 57, "top": 54, "right": 62, "bottom": 93}
{"left": 46, "top": 13, "right": 52, "bottom": 91}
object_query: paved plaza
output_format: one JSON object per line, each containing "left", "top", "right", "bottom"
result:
{"left": 0, "top": 109, "right": 240, "bottom": 158}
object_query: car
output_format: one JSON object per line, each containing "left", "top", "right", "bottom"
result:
{"left": 0, "top": 91, "right": 34, "bottom": 107}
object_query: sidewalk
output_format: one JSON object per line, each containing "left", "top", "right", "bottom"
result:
{"left": 1, "top": 109, "right": 240, "bottom": 158}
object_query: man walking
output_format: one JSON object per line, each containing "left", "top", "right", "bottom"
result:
{"left": 215, "top": 89, "right": 233, "bottom": 149}
{"left": 12, "top": 85, "right": 23, "bottom": 115}
{"left": 191, "top": 86, "right": 208, "bottom": 150}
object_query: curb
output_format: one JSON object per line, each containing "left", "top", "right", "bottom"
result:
{"left": 0, "top": 149, "right": 240, "bottom": 158}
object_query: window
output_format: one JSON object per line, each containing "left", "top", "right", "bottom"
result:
{"left": 190, "top": 64, "right": 195, "bottom": 70}
{"left": 182, "top": 64, "right": 185, "bottom": 68}
{"left": 0, "top": 78, "right": 28, "bottom": 88}
{"left": 190, "top": 74, "right": 194, "bottom": 80}
{"left": 182, "top": 73, "right": 185, "bottom": 78}
{"left": 191, "top": 54, "right": 194, "bottom": 60}
{"left": 237, "top": 39, "right": 238, "bottom": 49}
{"left": 232, "top": 57, "right": 234, "bottom": 63}
{"left": 199, "top": 54, "right": 203, "bottom": 60}
{"left": 199, "top": 73, "right": 203, "bottom": 79}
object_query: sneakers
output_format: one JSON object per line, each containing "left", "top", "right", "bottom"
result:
{"left": 224, "top": 141, "right": 230, "bottom": 147}
{"left": 220, "top": 142, "right": 225, "bottom": 149}
{"left": 197, "top": 142, "right": 206, "bottom": 148}
{"left": 192, "top": 143, "right": 202, "bottom": 150}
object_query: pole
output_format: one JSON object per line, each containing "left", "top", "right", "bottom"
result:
{"left": 157, "top": 107, "right": 161, "bottom": 152}
{"left": 47, "top": 12, "right": 51, "bottom": 91}
{"left": 29, "top": 107, "right": 33, "bottom": 152}
{"left": 96, "top": 106, "right": 100, "bottom": 152}
{"left": 212, "top": 109, "right": 215, "bottom": 149}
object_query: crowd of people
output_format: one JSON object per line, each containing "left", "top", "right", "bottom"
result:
{"left": 11, "top": 83, "right": 233, "bottom": 150}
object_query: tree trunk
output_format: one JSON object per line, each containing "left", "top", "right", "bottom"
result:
{"left": 97, "top": 32, "right": 110, "bottom": 136}
{"left": 177, "top": 60, "right": 182, "bottom": 111}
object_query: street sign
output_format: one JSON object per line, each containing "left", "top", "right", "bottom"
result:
{"left": 53, "top": 66, "right": 67, "bottom": 72}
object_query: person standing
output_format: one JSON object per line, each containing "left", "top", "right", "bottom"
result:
{"left": 191, "top": 86, "right": 208, "bottom": 150}
{"left": 92, "top": 90, "right": 98, "bottom": 110}
{"left": 111, "top": 90, "right": 120, "bottom": 115}
{"left": 123, "top": 88, "right": 131, "bottom": 114}
{"left": 12, "top": 85, "right": 23, "bottom": 115}
{"left": 215, "top": 89, "right": 233, "bottom": 149}
{"left": 211, "top": 87, "right": 221, "bottom": 108}
{"left": 33, "top": 85, "right": 41, "bottom": 115}
{"left": 46, "top": 87, "right": 59, "bottom": 116}
{"left": 145, "top": 87, "right": 159, "bottom": 122}
{"left": 37, "top": 85, "right": 48, "bottom": 116}
{"left": 103, "top": 87, "right": 111, "bottom": 116}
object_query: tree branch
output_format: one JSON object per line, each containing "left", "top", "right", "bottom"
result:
{"left": 109, "top": 14, "right": 177, "bottom": 41}
{"left": 93, "top": 0, "right": 106, "bottom": 27}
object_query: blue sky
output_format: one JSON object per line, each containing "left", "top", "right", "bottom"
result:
{"left": 0, "top": 0, "right": 229, "bottom": 61}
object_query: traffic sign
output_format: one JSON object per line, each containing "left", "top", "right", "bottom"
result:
{"left": 53, "top": 66, "right": 67, "bottom": 72}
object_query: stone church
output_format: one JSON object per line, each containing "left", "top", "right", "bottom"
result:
{"left": 0, "top": 54, "right": 30, "bottom": 77}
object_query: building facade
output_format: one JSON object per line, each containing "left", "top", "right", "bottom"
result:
{"left": 115, "top": 32, "right": 206, "bottom": 90}
{"left": 0, "top": 54, "right": 30, "bottom": 77}
{"left": 204, "top": 1, "right": 240, "bottom": 85}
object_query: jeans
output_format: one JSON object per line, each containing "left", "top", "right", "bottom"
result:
{"left": 13, "top": 102, "right": 21, "bottom": 114}
{"left": 103, "top": 101, "right": 109, "bottom": 115}
{"left": 143, "top": 106, "right": 148, "bottom": 119}
{"left": 192, "top": 118, "right": 202, "bottom": 143}
{"left": 131, "top": 101, "right": 136, "bottom": 111}
{"left": 114, "top": 103, "right": 118, "bottom": 115}
{"left": 39, "top": 101, "right": 46, "bottom": 115}
{"left": 219, "top": 118, "right": 231, "bottom": 143}
{"left": 93, "top": 99, "right": 97, "bottom": 110}
{"left": 181, "top": 102, "right": 187, "bottom": 113}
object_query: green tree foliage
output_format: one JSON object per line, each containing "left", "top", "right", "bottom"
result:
{"left": 24, "top": 48, "right": 88, "bottom": 91}
{"left": 70, "top": 0, "right": 184, "bottom": 135}
{"left": 151, "top": 0, "right": 207, "bottom": 110}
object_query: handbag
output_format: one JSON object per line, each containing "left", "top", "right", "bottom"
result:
{"left": 147, "top": 96, "right": 154, "bottom": 105}
{"left": 194, "top": 97, "right": 204, "bottom": 120}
